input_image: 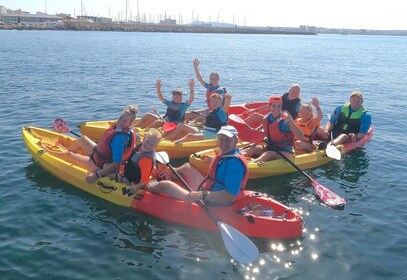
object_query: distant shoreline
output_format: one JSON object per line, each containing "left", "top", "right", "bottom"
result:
{"left": 0, "top": 21, "right": 316, "bottom": 35}
{"left": 1, "top": 21, "right": 407, "bottom": 36}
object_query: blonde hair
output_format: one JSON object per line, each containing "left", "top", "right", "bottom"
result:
{"left": 209, "top": 93, "right": 222, "bottom": 101}
{"left": 172, "top": 88, "right": 183, "bottom": 95}
{"left": 299, "top": 103, "right": 312, "bottom": 112}
{"left": 123, "top": 105, "right": 139, "bottom": 122}
{"left": 289, "top": 83, "right": 301, "bottom": 91}
{"left": 146, "top": 128, "right": 162, "bottom": 142}
{"left": 210, "top": 72, "right": 220, "bottom": 80}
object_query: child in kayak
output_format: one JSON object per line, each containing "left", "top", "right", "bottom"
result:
{"left": 135, "top": 79, "right": 194, "bottom": 129}
{"left": 241, "top": 96, "right": 304, "bottom": 163}
{"left": 294, "top": 97, "right": 329, "bottom": 153}
{"left": 163, "top": 93, "right": 232, "bottom": 142}
{"left": 43, "top": 105, "right": 139, "bottom": 184}
{"left": 184, "top": 58, "right": 227, "bottom": 122}
{"left": 110, "top": 129, "right": 161, "bottom": 194}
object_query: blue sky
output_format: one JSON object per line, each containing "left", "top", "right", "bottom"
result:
{"left": 1, "top": 0, "right": 406, "bottom": 30}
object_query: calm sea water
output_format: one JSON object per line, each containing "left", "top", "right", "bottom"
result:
{"left": 1, "top": 30, "right": 407, "bottom": 279}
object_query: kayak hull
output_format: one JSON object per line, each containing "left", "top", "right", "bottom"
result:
{"left": 190, "top": 127, "right": 374, "bottom": 179}
{"left": 22, "top": 126, "right": 303, "bottom": 240}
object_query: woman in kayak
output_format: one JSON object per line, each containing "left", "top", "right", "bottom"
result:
{"left": 325, "top": 91, "right": 371, "bottom": 145}
{"left": 162, "top": 93, "right": 232, "bottom": 142}
{"left": 43, "top": 105, "right": 139, "bottom": 184}
{"left": 241, "top": 96, "right": 304, "bottom": 163}
{"left": 294, "top": 97, "right": 329, "bottom": 153}
{"left": 135, "top": 79, "right": 195, "bottom": 129}
{"left": 281, "top": 83, "right": 302, "bottom": 119}
{"left": 184, "top": 58, "right": 227, "bottom": 122}
{"left": 148, "top": 125, "right": 249, "bottom": 206}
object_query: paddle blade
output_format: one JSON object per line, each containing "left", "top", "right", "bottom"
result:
{"left": 155, "top": 151, "right": 170, "bottom": 165}
{"left": 163, "top": 122, "right": 177, "bottom": 133}
{"left": 326, "top": 144, "right": 342, "bottom": 160}
{"left": 312, "top": 179, "right": 346, "bottom": 209}
{"left": 53, "top": 118, "right": 70, "bottom": 133}
{"left": 217, "top": 221, "right": 259, "bottom": 264}
{"left": 238, "top": 129, "right": 265, "bottom": 144}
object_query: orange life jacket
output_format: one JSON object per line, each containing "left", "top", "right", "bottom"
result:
{"left": 200, "top": 152, "right": 249, "bottom": 200}
{"left": 91, "top": 123, "right": 137, "bottom": 169}
{"left": 263, "top": 112, "right": 294, "bottom": 148}
{"left": 294, "top": 117, "right": 318, "bottom": 143}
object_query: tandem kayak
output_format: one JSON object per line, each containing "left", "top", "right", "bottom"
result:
{"left": 22, "top": 126, "right": 303, "bottom": 240}
{"left": 189, "top": 127, "right": 374, "bottom": 179}
{"left": 77, "top": 102, "right": 269, "bottom": 159}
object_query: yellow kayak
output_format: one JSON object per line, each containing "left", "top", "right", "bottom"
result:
{"left": 189, "top": 127, "right": 373, "bottom": 179}
{"left": 78, "top": 120, "right": 221, "bottom": 159}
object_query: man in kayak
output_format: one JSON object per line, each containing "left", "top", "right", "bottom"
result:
{"left": 162, "top": 93, "right": 232, "bottom": 142}
{"left": 148, "top": 125, "right": 249, "bottom": 206}
{"left": 135, "top": 79, "right": 195, "bottom": 129}
{"left": 109, "top": 128, "right": 161, "bottom": 194}
{"left": 325, "top": 91, "right": 371, "bottom": 145}
{"left": 43, "top": 105, "right": 139, "bottom": 184}
{"left": 282, "top": 83, "right": 302, "bottom": 119}
{"left": 184, "top": 58, "right": 227, "bottom": 122}
{"left": 241, "top": 96, "right": 304, "bottom": 163}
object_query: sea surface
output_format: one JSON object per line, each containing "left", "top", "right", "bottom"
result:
{"left": 1, "top": 30, "right": 407, "bottom": 280}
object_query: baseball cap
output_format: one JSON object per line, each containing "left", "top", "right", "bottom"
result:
{"left": 350, "top": 91, "right": 363, "bottom": 101}
{"left": 217, "top": 125, "right": 238, "bottom": 138}
{"left": 269, "top": 96, "right": 283, "bottom": 104}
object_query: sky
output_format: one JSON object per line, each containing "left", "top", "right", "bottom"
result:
{"left": 1, "top": 0, "right": 406, "bottom": 30}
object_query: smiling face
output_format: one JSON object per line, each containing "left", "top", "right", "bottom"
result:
{"left": 172, "top": 90, "right": 183, "bottom": 103}
{"left": 269, "top": 101, "right": 283, "bottom": 118}
{"left": 217, "top": 134, "right": 238, "bottom": 155}
{"left": 116, "top": 113, "right": 133, "bottom": 129}
{"left": 209, "top": 94, "right": 222, "bottom": 109}
{"left": 299, "top": 104, "right": 313, "bottom": 120}
{"left": 209, "top": 72, "right": 219, "bottom": 86}
{"left": 288, "top": 85, "right": 300, "bottom": 100}
{"left": 142, "top": 134, "right": 160, "bottom": 152}
{"left": 350, "top": 95, "right": 363, "bottom": 110}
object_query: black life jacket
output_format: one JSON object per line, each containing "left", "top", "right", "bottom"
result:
{"left": 281, "top": 92, "right": 301, "bottom": 119}
{"left": 123, "top": 144, "right": 156, "bottom": 184}
{"left": 205, "top": 108, "right": 227, "bottom": 130}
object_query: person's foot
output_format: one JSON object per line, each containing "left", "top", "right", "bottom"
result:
{"left": 318, "top": 142, "right": 327, "bottom": 150}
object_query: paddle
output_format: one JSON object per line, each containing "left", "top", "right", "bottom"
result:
{"left": 326, "top": 131, "right": 342, "bottom": 160}
{"left": 229, "top": 115, "right": 346, "bottom": 209}
{"left": 155, "top": 151, "right": 259, "bottom": 264}
{"left": 52, "top": 118, "right": 81, "bottom": 137}
{"left": 150, "top": 106, "right": 177, "bottom": 133}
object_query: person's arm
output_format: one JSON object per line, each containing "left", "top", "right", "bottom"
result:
{"left": 156, "top": 80, "right": 166, "bottom": 103}
{"left": 222, "top": 93, "right": 232, "bottom": 112}
{"left": 187, "top": 79, "right": 195, "bottom": 105}
{"left": 354, "top": 113, "right": 372, "bottom": 140}
{"left": 284, "top": 111, "right": 304, "bottom": 140}
{"left": 311, "top": 97, "right": 323, "bottom": 123}
{"left": 325, "top": 106, "right": 341, "bottom": 131}
{"left": 193, "top": 58, "right": 205, "bottom": 86}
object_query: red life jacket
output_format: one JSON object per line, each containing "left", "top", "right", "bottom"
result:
{"left": 263, "top": 112, "right": 294, "bottom": 148}
{"left": 91, "top": 123, "right": 137, "bottom": 169}
{"left": 200, "top": 152, "right": 249, "bottom": 200}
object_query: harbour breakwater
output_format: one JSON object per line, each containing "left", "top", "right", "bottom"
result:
{"left": 0, "top": 20, "right": 315, "bottom": 35}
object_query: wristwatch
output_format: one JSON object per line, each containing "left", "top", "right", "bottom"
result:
{"left": 202, "top": 190, "right": 208, "bottom": 201}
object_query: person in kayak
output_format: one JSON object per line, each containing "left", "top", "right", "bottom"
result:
{"left": 184, "top": 58, "right": 227, "bottom": 122}
{"left": 43, "top": 105, "right": 139, "bottom": 184}
{"left": 162, "top": 93, "right": 232, "bottom": 142}
{"left": 241, "top": 96, "right": 304, "bottom": 163}
{"left": 294, "top": 98, "right": 329, "bottom": 153}
{"left": 282, "top": 83, "right": 302, "bottom": 119}
{"left": 108, "top": 128, "right": 161, "bottom": 194}
{"left": 148, "top": 125, "right": 249, "bottom": 206}
{"left": 325, "top": 91, "right": 371, "bottom": 145}
{"left": 135, "top": 79, "right": 195, "bottom": 129}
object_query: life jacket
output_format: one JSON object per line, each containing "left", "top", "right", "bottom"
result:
{"left": 123, "top": 143, "right": 156, "bottom": 184}
{"left": 332, "top": 103, "right": 366, "bottom": 134}
{"left": 91, "top": 123, "right": 136, "bottom": 169}
{"left": 281, "top": 92, "right": 301, "bottom": 119}
{"left": 205, "top": 86, "right": 226, "bottom": 110}
{"left": 165, "top": 101, "right": 184, "bottom": 123}
{"left": 294, "top": 117, "right": 318, "bottom": 143}
{"left": 200, "top": 151, "right": 249, "bottom": 201}
{"left": 263, "top": 112, "right": 294, "bottom": 148}
{"left": 205, "top": 108, "right": 227, "bottom": 130}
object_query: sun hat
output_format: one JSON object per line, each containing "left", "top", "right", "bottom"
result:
{"left": 217, "top": 125, "right": 238, "bottom": 138}
{"left": 268, "top": 96, "right": 283, "bottom": 104}
{"left": 350, "top": 91, "right": 363, "bottom": 101}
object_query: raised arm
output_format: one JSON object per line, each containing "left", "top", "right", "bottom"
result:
{"left": 311, "top": 97, "right": 323, "bottom": 123}
{"left": 187, "top": 79, "right": 195, "bottom": 105}
{"left": 193, "top": 58, "right": 206, "bottom": 86}
{"left": 156, "top": 80, "right": 165, "bottom": 103}
{"left": 223, "top": 93, "right": 232, "bottom": 112}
